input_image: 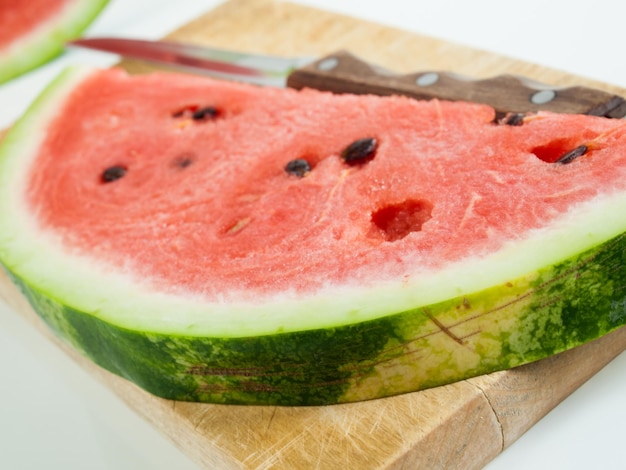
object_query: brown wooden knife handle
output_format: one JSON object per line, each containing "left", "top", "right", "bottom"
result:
{"left": 287, "top": 50, "right": 626, "bottom": 119}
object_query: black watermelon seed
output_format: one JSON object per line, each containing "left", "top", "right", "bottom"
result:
{"left": 341, "top": 137, "right": 378, "bottom": 165}
{"left": 555, "top": 145, "right": 588, "bottom": 164}
{"left": 174, "top": 155, "right": 194, "bottom": 168}
{"left": 285, "top": 159, "right": 311, "bottom": 177}
{"left": 101, "top": 165, "right": 127, "bottom": 183}
{"left": 499, "top": 113, "right": 525, "bottom": 126}
{"left": 192, "top": 106, "right": 219, "bottom": 121}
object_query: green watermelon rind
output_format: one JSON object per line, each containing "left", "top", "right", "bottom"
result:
{"left": 4, "top": 231, "right": 626, "bottom": 405}
{"left": 0, "top": 0, "right": 109, "bottom": 84}
{"left": 1, "top": 67, "right": 626, "bottom": 405}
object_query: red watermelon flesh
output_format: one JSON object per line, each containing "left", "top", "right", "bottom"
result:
{"left": 28, "top": 68, "right": 626, "bottom": 299}
{"left": 2, "top": 66, "right": 626, "bottom": 405}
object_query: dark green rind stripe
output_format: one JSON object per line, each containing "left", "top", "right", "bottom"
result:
{"left": 503, "top": 232, "right": 626, "bottom": 361}
{"left": 4, "top": 232, "right": 626, "bottom": 406}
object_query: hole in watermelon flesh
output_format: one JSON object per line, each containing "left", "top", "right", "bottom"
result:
{"left": 371, "top": 199, "right": 433, "bottom": 242}
{"left": 531, "top": 138, "right": 588, "bottom": 163}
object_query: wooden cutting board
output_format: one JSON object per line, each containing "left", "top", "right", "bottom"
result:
{"left": 2, "top": 0, "right": 626, "bottom": 468}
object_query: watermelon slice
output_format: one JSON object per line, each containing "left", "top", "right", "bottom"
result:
{"left": 1, "top": 67, "right": 626, "bottom": 405}
{"left": 0, "top": 0, "right": 109, "bottom": 84}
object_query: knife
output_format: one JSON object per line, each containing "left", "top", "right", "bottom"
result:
{"left": 68, "top": 37, "right": 626, "bottom": 119}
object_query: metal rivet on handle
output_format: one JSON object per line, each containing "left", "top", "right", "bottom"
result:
{"left": 416, "top": 72, "right": 439, "bottom": 87}
{"left": 530, "top": 89, "right": 557, "bottom": 105}
{"left": 317, "top": 57, "right": 339, "bottom": 71}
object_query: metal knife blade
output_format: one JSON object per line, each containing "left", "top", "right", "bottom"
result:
{"left": 68, "top": 37, "right": 626, "bottom": 119}
{"left": 69, "top": 37, "right": 312, "bottom": 87}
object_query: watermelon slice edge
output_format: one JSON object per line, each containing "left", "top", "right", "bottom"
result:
{"left": 1, "top": 66, "right": 626, "bottom": 405}
{"left": 0, "top": 0, "right": 109, "bottom": 84}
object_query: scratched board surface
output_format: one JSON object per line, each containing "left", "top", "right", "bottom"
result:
{"left": 1, "top": 0, "right": 626, "bottom": 468}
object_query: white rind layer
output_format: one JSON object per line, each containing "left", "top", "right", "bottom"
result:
{"left": 2, "top": 67, "right": 626, "bottom": 337}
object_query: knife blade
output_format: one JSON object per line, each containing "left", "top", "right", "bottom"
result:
{"left": 68, "top": 37, "right": 626, "bottom": 119}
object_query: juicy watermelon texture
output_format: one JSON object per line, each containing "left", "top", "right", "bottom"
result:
{"left": 27, "top": 68, "right": 626, "bottom": 301}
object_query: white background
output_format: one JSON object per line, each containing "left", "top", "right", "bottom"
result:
{"left": 1, "top": 1, "right": 625, "bottom": 469}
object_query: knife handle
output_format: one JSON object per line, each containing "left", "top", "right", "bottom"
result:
{"left": 287, "top": 51, "right": 626, "bottom": 119}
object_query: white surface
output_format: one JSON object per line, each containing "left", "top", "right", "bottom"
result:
{"left": 1, "top": 1, "right": 625, "bottom": 469}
